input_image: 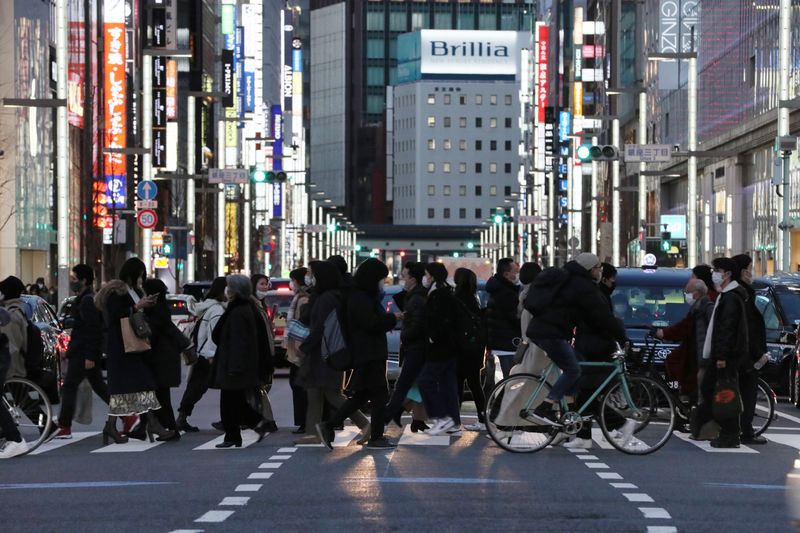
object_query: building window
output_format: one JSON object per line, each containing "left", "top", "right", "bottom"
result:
{"left": 475, "top": 117, "right": 483, "bottom": 128}
{"left": 490, "top": 94, "right": 497, "bottom": 105}
{"left": 504, "top": 186, "right": 512, "bottom": 196}
{"left": 443, "top": 185, "right": 451, "bottom": 196}
{"left": 505, "top": 140, "right": 512, "bottom": 151}
{"left": 389, "top": 9, "right": 407, "bottom": 32}
{"left": 490, "top": 118, "right": 497, "bottom": 128}
{"left": 459, "top": 162, "right": 466, "bottom": 173}
{"left": 427, "top": 163, "right": 435, "bottom": 172}
{"left": 428, "top": 139, "right": 436, "bottom": 150}
{"left": 490, "top": 185, "right": 497, "bottom": 196}
{"left": 443, "top": 139, "right": 451, "bottom": 150}
{"left": 366, "top": 39, "right": 384, "bottom": 59}
{"left": 427, "top": 94, "right": 435, "bottom": 105}
{"left": 428, "top": 208, "right": 435, "bottom": 219}
{"left": 459, "top": 140, "right": 466, "bottom": 150}
{"left": 505, "top": 118, "right": 512, "bottom": 128}
{"left": 444, "top": 94, "right": 451, "bottom": 105}
{"left": 428, "top": 185, "right": 435, "bottom": 195}
{"left": 475, "top": 185, "right": 482, "bottom": 196}
{"left": 459, "top": 208, "right": 466, "bottom": 219}
{"left": 459, "top": 117, "right": 467, "bottom": 128}
{"left": 475, "top": 140, "right": 482, "bottom": 150}
{"left": 444, "top": 208, "right": 451, "bottom": 219}
{"left": 427, "top": 116, "right": 435, "bottom": 127}
{"left": 367, "top": 67, "right": 383, "bottom": 86}
{"left": 475, "top": 95, "right": 483, "bottom": 105}
{"left": 460, "top": 185, "right": 467, "bottom": 196}
{"left": 490, "top": 140, "right": 497, "bottom": 151}
{"left": 444, "top": 117, "right": 451, "bottom": 128}
{"left": 366, "top": 10, "right": 384, "bottom": 31}
{"left": 505, "top": 163, "right": 512, "bottom": 173}
{"left": 505, "top": 94, "right": 513, "bottom": 105}
{"left": 475, "top": 208, "right": 482, "bottom": 218}
{"left": 476, "top": 163, "right": 482, "bottom": 173}
{"left": 459, "top": 95, "right": 466, "bottom": 105}
{"left": 489, "top": 163, "right": 497, "bottom": 173}
{"left": 443, "top": 163, "right": 451, "bottom": 173}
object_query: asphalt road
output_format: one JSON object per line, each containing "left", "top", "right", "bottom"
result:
{"left": 2, "top": 367, "right": 798, "bottom": 532}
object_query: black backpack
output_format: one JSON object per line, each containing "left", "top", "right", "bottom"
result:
{"left": 320, "top": 292, "right": 353, "bottom": 371}
{"left": 524, "top": 267, "right": 571, "bottom": 317}
{"left": 454, "top": 298, "right": 485, "bottom": 355}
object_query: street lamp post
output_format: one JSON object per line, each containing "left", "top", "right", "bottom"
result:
{"left": 56, "top": 0, "right": 69, "bottom": 304}
{"left": 779, "top": 0, "right": 793, "bottom": 272}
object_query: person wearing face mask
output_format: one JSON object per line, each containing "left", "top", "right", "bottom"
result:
{"left": 176, "top": 277, "right": 227, "bottom": 433}
{"left": 51, "top": 264, "right": 110, "bottom": 440}
{"left": 247, "top": 274, "right": 277, "bottom": 434}
{"left": 654, "top": 278, "right": 715, "bottom": 418}
{"left": 693, "top": 257, "right": 750, "bottom": 448}
{"left": 598, "top": 263, "right": 617, "bottom": 302}
{"left": 286, "top": 267, "right": 310, "bottom": 434}
{"left": 485, "top": 258, "right": 522, "bottom": 383}
{"left": 732, "top": 253, "right": 769, "bottom": 445}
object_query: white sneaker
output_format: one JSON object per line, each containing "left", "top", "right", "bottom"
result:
{"left": 426, "top": 417, "right": 455, "bottom": 436}
{"left": 616, "top": 420, "right": 637, "bottom": 448}
{"left": 446, "top": 424, "right": 463, "bottom": 436}
{"left": 623, "top": 436, "right": 649, "bottom": 451}
{"left": 563, "top": 437, "right": 593, "bottom": 449}
{"left": 464, "top": 422, "right": 486, "bottom": 432}
{"left": 550, "top": 432, "right": 569, "bottom": 446}
{"left": 0, "top": 439, "right": 29, "bottom": 459}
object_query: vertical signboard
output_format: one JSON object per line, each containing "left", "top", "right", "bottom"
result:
{"left": 151, "top": 0, "right": 177, "bottom": 50}
{"left": 165, "top": 59, "right": 177, "bottom": 119}
{"left": 103, "top": 0, "right": 126, "bottom": 210}
{"left": 271, "top": 104, "right": 283, "bottom": 218}
{"left": 659, "top": 0, "right": 701, "bottom": 90}
{"left": 221, "top": 49, "right": 235, "bottom": 108}
{"left": 243, "top": 72, "right": 255, "bottom": 113}
{"left": 536, "top": 24, "right": 549, "bottom": 123}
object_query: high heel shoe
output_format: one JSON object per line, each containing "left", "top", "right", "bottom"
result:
{"left": 144, "top": 412, "right": 178, "bottom": 443}
{"left": 410, "top": 420, "right": 429, "bottom": 433}
{"left": 102, "top": 418, "right": 129, "bottom": 445}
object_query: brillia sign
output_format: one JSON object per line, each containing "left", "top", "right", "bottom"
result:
{"left": 430, "top": 40, "right": 510, "bottom": 57}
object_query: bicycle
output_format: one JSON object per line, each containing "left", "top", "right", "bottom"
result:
{"left": 485, "top": 343, "right": 675, "bottom": 455}
{"left": 1, "top": 377, "right": 54, "bottom": 455}
{"left": 635, "top": 334, "right": 775, "bottom": 437}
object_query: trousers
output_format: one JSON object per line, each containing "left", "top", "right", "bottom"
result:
{"left": 154, "top": 387, "right": 177, "bottom": 430}
{"left": 385, "top": 347, "right": 425, "bottom": 420}
{"left": 0, "top": 350, "right": 22, "bottom": 442}
{"left": 457, "top": 360, "right": 486, "bottom": 423}
{"left": 697, "top": 365, "right": 741, "bottom": 441}
{"left": 418, "top": 358, "right": 460, "bottom": 425}
{"left": 533, "top": 339, "right": 582, "bottom": 401}
{"left": 306, "top": 387, "right": 368, "bottom": 431}
{"left": 220, "top": 388, "right": 263, "bottom": 444}
{"left": 739, "top": 369, "right": 759, "bottom": 438}
{"left": 329, "top": 361, "right": 388, "bottom": 441}
{"left": 290, "top": 364, "right": 308, "bottom": 427}
{"left": 58, "top": 355, "right": 110, "bottom": 427}
{"left": 178, "top": 357, "right": 211, "bottom": 417}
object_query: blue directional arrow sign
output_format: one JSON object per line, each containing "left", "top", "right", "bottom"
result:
{"left": 137, "top": 180, "right": 158, "bottom": 201}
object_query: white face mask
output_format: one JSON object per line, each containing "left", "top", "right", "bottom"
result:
{"left": 684, "top": 292, "right": 695, "bottom": 305}
{"left": 712, "top": 272, "right": 724, "bottom": 287}
{"left": 305, "top": 275, "right": 315, "bottom": 287}
{"left": 422, "top": 276, "right": 432, "bottom": 289}
{"left": 398, "top": 279, "right": 406, "bottom": 289}
{"left": 256, "top": 290, "right": 269, "bottom": 299}
{"left": 290, "top": 281, "right": 298, "bottom": 293}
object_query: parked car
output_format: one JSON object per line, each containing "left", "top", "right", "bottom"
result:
{"left": 166, "top": 294, "right": 198, "bottom": 335}
{"left": 19, "top": 295, "right": 70, "bottom": 377}
{"left": 56, "top": 296, "right": 77, "bottom": 332}
{"left": 264, "top": 288, "right": 295, "bottom": 368}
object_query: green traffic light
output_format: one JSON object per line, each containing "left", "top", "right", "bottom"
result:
{"left": 577, "top": 144, "right": 592, "bottom": 161}
{"left": 355, "top": 244, "right": 362, "bottom": 252}
{"left": 493, "top": 214, "right": 503, "bottom": 224}
{"left": 466, "top": 242, "right": 475, "bottom": 249}
{"left": 661, "top": 240, "right": 671, "bottom": 252}
{"left": 453, "top": 252, "right": 460, "bottom": 258}
{"left": 252, "top": 169, "right": 267, "bottom": 183}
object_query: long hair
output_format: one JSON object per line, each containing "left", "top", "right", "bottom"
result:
{"left": 205, "top": 276, "right": 227, "bottom": 302}
{"left": 119, "top": 258, "right": 147, "bottom": 287}
{"left": 454, "top": 267, "right": 477, "bottom": 295}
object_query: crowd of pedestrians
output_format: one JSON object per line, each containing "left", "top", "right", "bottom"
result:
{"left": 0, "top": 248, "right": 772, "bottom": 457}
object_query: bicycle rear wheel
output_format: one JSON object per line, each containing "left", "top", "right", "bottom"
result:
{"left": 485, "top": 373, "right": 557, "bottom": 453}
{"left": 599, "top": 375, "right": 675, "bottom": 455}
{"left": 753, "top": 378, "right": 776, "bottom": 437}
{"left": 2, "top": 377, "right": 53, "bottom": 455}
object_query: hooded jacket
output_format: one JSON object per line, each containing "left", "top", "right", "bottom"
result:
{"left": 194, "top": 298, "right": 226, "bottom": 358}
{"left": 485, "top": 274, "right": 521, "bottom": 351}
{"left": 527, "top": 261, "right": 625, "bottom": 344}
{"left": 346, "top": 258, "right": 397, "bottom": 368}
{"left": 423, "top": 283, "right": 459, "bottom": 361}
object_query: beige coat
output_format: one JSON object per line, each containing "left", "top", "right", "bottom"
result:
{"left": 1, "top": 299, "right": 29, "bottom": 378}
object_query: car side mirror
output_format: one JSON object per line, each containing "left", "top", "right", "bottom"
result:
{"left": 782, "top": 331, "right": 798, "bottom": 345}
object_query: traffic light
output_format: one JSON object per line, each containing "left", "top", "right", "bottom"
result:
{"left": 660, "top": 231, "right": 672, "bottom": 253}
{"left": 493, "top": 214, "right": 504, "bottom": 224}
{"left": 354, "top": 244, "right": 362, "bottom": 252}
{"left": 466, "top": 242, "right": 475, "bottom": 250}
{"left": 267, "top": 171, "right": 288, "bottom": 182}
{"left": 577, "top": 144, "right": 620, "bottom": 162}
{"left": 162, "top": 233, "right": 174, "bottom": 257}
{"left": 327, "top": 222, "right": 337, "bottom": 232}
{"left": 252, "top": 168, "right": 268, "bottom": 183}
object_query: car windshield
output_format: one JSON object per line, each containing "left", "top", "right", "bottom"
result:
{"left": 775, "top": 284, "right": 800, "bottom": 326}
{"left": 612, "top": 283, "right": 689, "bottom": 329}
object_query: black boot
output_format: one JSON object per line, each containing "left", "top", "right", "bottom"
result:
{"left": 176, "top": 413, "right": 199, "bottom": 433}
{"left": 145, "top": 412, "right": 179, "bottom": 442}
{"left": 102, "top": 417, "right": 129, "bottom": 445}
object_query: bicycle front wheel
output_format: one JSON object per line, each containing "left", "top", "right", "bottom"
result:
{"left": 485, "top": 373, "right": 557, "bottom": 453}
{"left": 3, "top": 377, "right": 53, "bottom": 455}
{"left": 599, "top": 375, "right": 675, "bottom": 455}
{"left": 753, "top": 378, "right": 776, "bottom": 437}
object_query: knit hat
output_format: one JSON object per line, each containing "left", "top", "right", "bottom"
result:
{"left": 574, "top": 252, "right": 601, "bottom": 272}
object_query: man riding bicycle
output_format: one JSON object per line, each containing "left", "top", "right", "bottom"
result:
{"left": 525, "top": 253, "right": 626, "bottom": 426}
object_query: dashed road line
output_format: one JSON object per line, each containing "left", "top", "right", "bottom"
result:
{"left": 623, "top": 493, "right": 655, "bottom": 503}
{"left": 234, "top": 484, "right": 262, "bottom": 492}
{"left": 258, "top": 462, "right": 283, "bottom": 468}
{"left": 219, "top": 497, "right": 250, "bottom": 506}
{"left": 247, "top": 472, "right": 274, "bottom": 480}
{"left": 195, "top": 510, "right": 235, "bottom": 523}
{"left": 639, "top": 507, "right": 672, "bottom": 519}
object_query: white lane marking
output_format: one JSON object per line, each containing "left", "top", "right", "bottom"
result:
{"left": 169, "top": 530, "right": 204, "bottom": 533}
{"left": 767, "top": 426, "right": 800, "bottom": 431}
{"left": 576, "top": 455, "right": 600, "bottom": 461}
{"left": 219, "top": 497, "right": 249, "bottom": 506}
{"left": 766, "top": 406, "right": 800, "bottom": 424}
{"left": 277, "top": 447, "right": 298, "bottom": 453}
{"left": 566, "top": 448, "right": 588, "bottom": 453}
{"left": 195, "top": 510, "right": 234, "bottom": 523}
{"left": 647, "top": 526, "right": 678, "bottom": 532}
{"left": 610, "top": 483, "right": 638, "bottom": 489}
{"left": 91, "top": 440, "right": 164, "bottom": 453}
{"left": 623, "top": 493, "right": 654, "bottom": 503}
{"left": 247, "top": 472, "right": 274, "bottom": 480}
{"left": 31, "top": 432, "right": 101, "bottom": 455}
{"left": 591, "top": 428, "right": 615, "bottom": 450}
{"left": 234, "top": 484, "right": 262, "bottom": 492}
{"left": 258, "top": 462, "right": 283, "bottom": 469}
{"left": 597, "top": 472, "right": 623, "bottom": 480}
{"left": 269, "top": 455, "right": 291, "bottom": 460}
{"left": 585, "top": 462, "right": 610, "bottom": 469}
{"left": 765, "top": 433, "right": 800, "bottom": 450}
{"left": 192, "top": 430, "right": 260, "bottom": 450}
{"left": 398, "top": 425, "right": 451, "bottom": 446}
{"left": 674, "top": 433, "right": 758, "bottom": 454}
{"left": 639, "top": 508, "right": 672, "bottom": 519}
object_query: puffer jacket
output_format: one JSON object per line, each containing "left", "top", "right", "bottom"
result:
{"left": 741, "top": 282, "right": 767, "bottom": 367}
{"left": 485, "top": 274, "right": 521, "bottom": 351}
{"left": 708, "top": 283, "right": 750, "bottom": 368}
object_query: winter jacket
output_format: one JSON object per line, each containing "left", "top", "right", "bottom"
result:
{"left": 485, "top": 274, "right": 521, "bottom": 351}
{"left": 143, "top": 301, "right": 190, "bottom": 389}
{"left": 707, "top": 283, "right": 750, "bottom": 367}
{"left": 194, "top": 299, "right": 226, "bottom": 358}
{"left": 574, "top": 286, "right": 625, "bottom": 362}
{"left": 423, "top": 285, "right": 458, "bottom": 361}
{"left": 285, "top": 287, "right": 310, "bottom": 365}
{"left": 65, "top": 290, "right": 104, "bottom": 363}
{"left": 741, "top": 282, "right": 767, "bottom": 367}
{"left": 298, "top": 261, "right": 346, "bottom": 390}
{"left": 253, "top": 295, "right": 276, "bottom": 357}
{"left": 454, "top": 288, "right": 487, "bottom": 366}
{"left": 211, "top": 297, "right": 269, "bottom": 390}
{"left": 661, "top": 296, "right": 714, "bottom": 366}
{"left": 527, "top": 261, "right": 625, "bottom": 344}
{"left": 0, "top": 299, "right": 28, "bottom": 378}
{"left": 346, "top": 258, "right": 396, "bottom": 368}
{"left": 95, "top": 280, "right": 157, "bottom": 395}
{"left": 400, "top": 285, "right": 427, "bottom": 349}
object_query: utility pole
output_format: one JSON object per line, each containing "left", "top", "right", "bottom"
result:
{"left": 687, "top": 30, "right": 698, "bottom": 268}
{"left": 56, "top": 0, "right": 69, "bottom": 304}
{"left": 778, "top": 0, "right": 792, "bottom": 272}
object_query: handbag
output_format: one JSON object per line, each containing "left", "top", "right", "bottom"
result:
{"left": 121, "top": 317, "right": 151, "bottom": 353}
{"left": 286, "top": 319, "right": 310, "bottom": 342}
{"left": 129, "top": 311, "right": 152, "bottom": 339}
{"left": 712, "top": 367, "right": 742, "bottom": 421}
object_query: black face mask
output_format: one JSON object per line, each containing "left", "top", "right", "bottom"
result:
{"left": 601, "top": 281, "right": 616, "bottom": 295}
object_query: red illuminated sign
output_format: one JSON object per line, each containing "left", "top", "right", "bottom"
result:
{"left": 536, "top": 25, "right": 549, "bottom": 123}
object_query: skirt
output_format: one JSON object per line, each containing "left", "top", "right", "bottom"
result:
{"left": 109, "top": 391, "right": 161, "bottom": 416}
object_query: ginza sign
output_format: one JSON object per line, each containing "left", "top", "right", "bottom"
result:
{"left": 419, "top": 29, "right": 524, "bottom": 78}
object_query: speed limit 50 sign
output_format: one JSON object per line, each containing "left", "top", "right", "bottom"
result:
{"left": 136, "top": 209, "right": 158, "bottom": 230}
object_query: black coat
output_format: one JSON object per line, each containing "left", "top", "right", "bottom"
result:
{"left": 710, "top": 284, "right": 750, "bottom": 368}
{"left": 485, "top": 274, "right": 521, "bottom": 351}
{"left": 423, "top": 286, "right": 458, "bottom": 361}
{"left": 143, "top": 302, "right": 190, "bottom": 389}
{"left": 527, "top": 261, "right": 625, "bottom": 344}
{"left": 400, "top": 285, "right": 427, "bottom": 350}
{"left": 211, "top": 298, "right": 269, "bottom": 390}
{"left": 741, "top": 283, "right": 767, "bottom": 366}
{"left": 65, "top": 289, "right": 104, "bottom": 362}
{"left": 574, "top": 288, "right": 623, "bottom": 361}
{"left": 454, "top": 289, "right": 486, "bottom": 368}
{"left": 96, "top": 281, "right": 157, "bottom": 395}
{"left": 346, "top": 288, "right": 396, "bottom": 367}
